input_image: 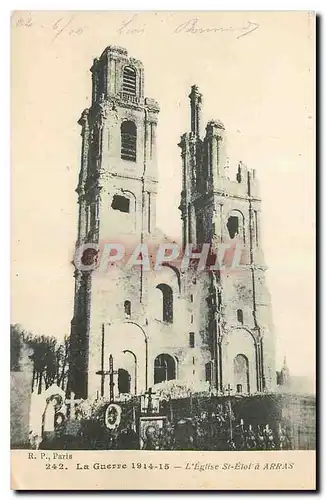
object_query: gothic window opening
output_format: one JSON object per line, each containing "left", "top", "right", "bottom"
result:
{"left": 196, "top": 213, "right": 205, "bottom": 243}
{"left": 227, "top": 216, "right": 239, "bottom": 239}
{"left": 236, "top": 384, "right": 243, "bottom": 394}
{"left": 205, "top": 362, "right": 212, "bottom": 383}
{"left": 118, "top": 368, "right": 131, "bottom": 394}
{"left": 237, "top": 309, "right": 244, "bottom": 324}
{"left": 189, "top": 332, "right": 195, "bottom": 348}
{"left": 156, "top": 284, "right": 173, "bottom": 323}
{"left": 121, "top": 121, "right": 137, "bottom": 162}
{"left": 124, "top": 300, "right": 131, "bottom": 318}
{"left": 154, "top": 354, "right": 176, "bottom": 384}
{"left": 226, "top": 210, "right": 245, "bottom": 242}
{"left": 233, "top": 354, "right": 250, "bottom": 394}
{"left": 91, "top": 126, "right": 101, "bottom": 164}
{"left": 111, "top": 194, "right": 130, "bottom": 213}
{"left": 122, "top": 66, "right": 137, "bottom": 95}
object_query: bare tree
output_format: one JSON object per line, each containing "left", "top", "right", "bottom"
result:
{"left": 10, "top": 324, "right": 70, "bottom": 394}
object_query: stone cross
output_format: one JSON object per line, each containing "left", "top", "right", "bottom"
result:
{"left": 225, "top": 383, "right": 233, "bottom": 397}
{"left": 65, "top": 392, "right": 83, "bottom": 420}
{"left": 145, "top": 387, "right": 156, "bottom": 414}
{"left": 96, "top": 369, "right": 111, "bottom": 397}
{"left": 96, "top": 323, "right": 106, "bottom": 396}
{"left": 96, "top": 354, "right": 118, "bottom": 402}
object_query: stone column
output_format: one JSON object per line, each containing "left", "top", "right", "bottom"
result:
{"left": 211, "top": 136, "right": 218, "bottom": 176}
{"left": 149, "top": 120, "right": 157, "bottom": 164}
{"left": 189, "top": 85, "right": 202, "bottom": 137}
{"left": 205, "top": 121, "right": 219, "bottom": 178}
{"left": 180, "top": 148, "right": 188, "bottom": 248}
{"left": 145, "top": 99, "right": 160, "bottom": 168}
{"left": 144, "top": 120, "right": 151, "bottom": 163}
{"left": 254, "top": 209, "right": 261, "bottom": 247}
{"left": 255, "top": 338, "right": 262, "bottom": 392}
{"left": 205, "top": 120, "right": 226, "bottom": 182}
{"left": 188, "top": 204, "right": 197, "bottom": 245}
{"left": 107, "top": 56, "right": 117, "bottom": 95}
{"left": 77, "top": 110, "right": 90, "bottom": 244}
{"left": 98, "top": 106, "right": 109, "bottom": 171}
{"left": 217, "top": 202, "right": 224, "bottom": 244}
{"left": 91, "top": 59, "right": 99, "bottom": 103}
{"left": 73, "top": 268, "right": 82, "bottom": 318}
{"left": 77, "top": 198, "right": 86, "bottom": 245}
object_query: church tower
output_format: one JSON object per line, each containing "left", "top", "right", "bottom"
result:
{"left": 69, "top": 50, "right": 276, "bottom": 401}
{"left": 70, "top": 46, "right": 160, "bottom": 398}
{"left": 179, "top": 86, "right": 276, "bottom": 394}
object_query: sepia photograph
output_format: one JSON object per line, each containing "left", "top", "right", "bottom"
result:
{"left": 10, "top": 10, "right": 316, "bottom": 490}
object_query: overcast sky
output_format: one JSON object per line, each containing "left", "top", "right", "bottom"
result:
{"left": 11, "top": 11, "right": 315, "bottom": 378}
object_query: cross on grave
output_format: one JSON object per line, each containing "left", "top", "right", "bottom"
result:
{"left": 96, "top": 354, "right": 118, "bottom": 402}
{"left": 225, "top": 383, "right": 233, "bottom": 398}
{"left": 96, "top": 323, "right": 107, "bottom": 397}
{"left": 65, "top": 392, "right": 83, "bottom": 420}
{"left": 144, "top": 387, "right": 157, "bottom": 415}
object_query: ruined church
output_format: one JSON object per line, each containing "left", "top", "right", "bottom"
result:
{"left": 69, "top": 45, "right": 276, "bottom": 400}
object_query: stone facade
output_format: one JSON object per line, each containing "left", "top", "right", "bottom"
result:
{"left": 69, "top": 45, "right": 276, "bottom": 399}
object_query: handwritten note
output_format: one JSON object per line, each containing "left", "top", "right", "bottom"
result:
{"left": 13, "top": 12, "right": 259, "bottom": 42}
{"left": 174, "top": 18, "right": 259, "bottom": 38}
{"left": 117, "top": 14, "right": 146, "bottom": 36}
{"left": 14, "top": 13, "right": 86, "bottom": 42}
{"left": 117, "top": 14, "right": 259, "bottom": 39}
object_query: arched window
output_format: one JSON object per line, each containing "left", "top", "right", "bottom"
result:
{"left": 156, "top": 284, "right": 173, "bottom": 323}
{"left": 226, "top": 210, "right": 245, "bottom": 242}
{"left": 237, "top": 309, "right": 244, "bottom": 324}
{"left": 124, "top": 300, "right": 131, "bottom": 318}
{"left": 154, "top": 354, "right": 176, "bottom": 384}
{"left": 205, "top": 362, "right": 212, "bottom": 383}
{"left": 121, "top": 121, "right": 137, "bottom": 162}
{"left": 233, "top": 354, "right": 250, "bottom": 393}
{"left": 118, "top": 368, "right": 131, "bottom": 394}
{"left": 227, "top": 216, "right": 239, "bottom": 239}
{"left": 122, "top": 66, "right": 136, "bottom": 95}
{"left": 196, "top": 213, "right": 205, "bottom": 243}
{"left": 189, "top": 332, "right": 195, "bottom": 348}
